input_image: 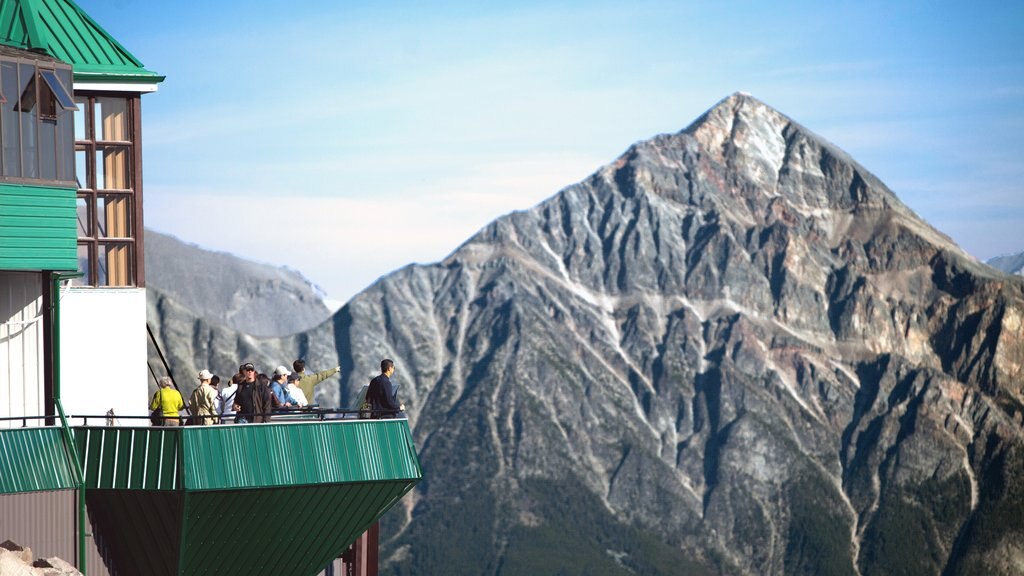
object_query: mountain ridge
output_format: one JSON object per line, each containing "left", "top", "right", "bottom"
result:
{"left": 145, "top": 228, "right": 332, "bottom": 337}
{"left": 147, "top": 93, "right": 1024, "bottom": 575}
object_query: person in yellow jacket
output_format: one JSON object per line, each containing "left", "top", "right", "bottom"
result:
{"left": 150, "top": 376, "right": 184, "bottom": 426}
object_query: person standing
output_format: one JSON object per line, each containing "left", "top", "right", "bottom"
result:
{"left": 233, "top": 363, "right": 257, "bottom": 423}
{"left": 270, "top": 366, "right": 299, "bottom": 409}
{"left": 367, "top": 359, "right": 405, "bottom": 419}
{"left": 286, "top": 374, "right": 309, "bottom": 407}
{"left": 233, "top": 363, "right": 273, "bottom": 423}
{"left": 291, "top": 359, "right": 340, "bottom": 406}
{"left": 150, "top": 376, "right": 184, "bottom": 426}
{"left": 219, "top": 374, "right": 239, "bottom": 424}
{"left": 189, "top": 370, "right": 219, "bottom": 426}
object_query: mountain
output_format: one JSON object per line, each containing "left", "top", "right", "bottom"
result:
{"left": 148, "top": 93, "right": 1024, "bottom": 575}
{"left": 987, "top": 252, "right": 1024, "bottom": 276}
{"left": 145, "top": 228, "right": 332, "bottom": 338}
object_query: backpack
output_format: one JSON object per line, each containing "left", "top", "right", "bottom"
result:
{"left": 356, "top": 385, "right": 372, "bottom": 419}
{"left": 149, "top": 391, "right": 162, "bottom": 425}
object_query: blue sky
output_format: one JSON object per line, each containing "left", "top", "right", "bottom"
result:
{"left": 79, "top": 0, "right": 1023, "bottom": 304}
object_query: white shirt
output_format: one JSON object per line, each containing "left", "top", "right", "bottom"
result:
{"left": 219, "top": 384, "right": 238, "bottom": 419}
{"left": 286, "top": 383, "right": 308, "bottom": 407}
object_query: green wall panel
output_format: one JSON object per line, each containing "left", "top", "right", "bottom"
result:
{"left": 181, "top": 420, "right": 422, "bottom": 490}
{"left": 73, "top": 420, "right": 422, "bottom": 576}
{"left": 0, "top": 183, "right": 76, "bottom": 271}
{"left": 178, "top": 482, "right": 416, "bottom": 576}
{"left": 77, "top": 427, "right": 182, "bottom": 491}
{"left": 0, "top": 427, "right": 78, "bottom": 493}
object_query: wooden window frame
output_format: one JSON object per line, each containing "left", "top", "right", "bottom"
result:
{"left": 74, "top": 92, "right": 145, "bottom": 287}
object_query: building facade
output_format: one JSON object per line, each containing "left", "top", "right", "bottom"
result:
{"left": 0, "top": 0, "right": 161, "bottom": 428}
{"left": 0, "top": 3, "right": 418, "bottom": 574}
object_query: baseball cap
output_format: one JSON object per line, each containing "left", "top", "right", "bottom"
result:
{"left": 274, "top": 365, "right": 291, "bottom": 377}
{"left": 287, "top": 373, "right": 301, "bottom": 383}
{"left": 198, "top": 369, "right": 214, "bottom": 380}
{"left": 241, "top": 363, "right": 255, "bottom": 371}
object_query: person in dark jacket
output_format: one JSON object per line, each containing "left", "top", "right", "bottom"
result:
{"left": 233, "top": 363, "right": 275, "bottom": 423}
{"left": 367, "top": 359, "right": 405, "bottom": 418}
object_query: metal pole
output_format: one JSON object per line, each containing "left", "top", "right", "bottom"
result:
{"left": 50, "top": 271, "right": 87, "bottom": 574}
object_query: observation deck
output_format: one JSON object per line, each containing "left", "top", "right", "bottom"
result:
{"left": 0, "top": 416, "right": 421, "bottom": 576}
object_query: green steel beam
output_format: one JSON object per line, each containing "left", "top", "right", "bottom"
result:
{"left": 50, "top": 271, "right": 86, "bottom": 573}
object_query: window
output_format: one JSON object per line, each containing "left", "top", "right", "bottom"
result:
{"left": 0, "top": 57, "right": 76, "bottom": 184}
{"left": 73, "top": 94, "right": 141, "bottom": 287}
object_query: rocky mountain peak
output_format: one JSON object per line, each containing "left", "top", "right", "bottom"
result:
{"left": 151, "top": 93, "right": 1024, "bottom": 575}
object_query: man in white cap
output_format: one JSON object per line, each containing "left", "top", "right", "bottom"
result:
{"left": 189, "top": 369, "right": 219, "bottom": 425}
{"left": 270, "top": 366, "right": 299, "bottom": 409}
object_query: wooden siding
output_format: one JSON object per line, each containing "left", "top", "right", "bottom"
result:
{"left": 0, "top": 184, "right": 76, "bottom": 271}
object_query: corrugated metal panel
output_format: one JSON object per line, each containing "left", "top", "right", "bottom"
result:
{"left": 76, "top": 427, "right": 181, "bottom": 490}
{"left": 0, "top": 428, "right": 77, "bottom": 493}
{"left": 79, "top": 481, "right": 417, "bottom": 576}
{"left": 74, "top": 421, "right": 421, "bottom": 492}
{"left": 0, "top": 489, "right": 76, "bottom": 562}
{"left": 70, "top": 421, "right": 421, "bottom": 575}
{"left": 86, "top": 489, "right": 183, "bottom": 576}
{"left": 181, "top": 420, "right": 422, "bottom": 491}
{"left": 177, "top": 482, "right": 414, "bottom": 576}
{"left": 0, "top": 271, "right": 45, "bottom": 425}
{"left": 0, "top": 0, "right": 161, "bottom": 81}
{"left": 0, "top": 184, "right": 76, "bottom": 271}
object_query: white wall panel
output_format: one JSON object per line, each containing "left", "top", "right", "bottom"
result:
{"left": 59, "top": 288, "right": 147, "bottom": 426}
{"left": 0, "top": 272, "right": 45, "bottom": 428}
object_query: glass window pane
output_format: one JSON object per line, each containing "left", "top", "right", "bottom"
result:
{"left": 96, "top": 97, "right": 128, "bottom": 142}
{"left": 97, "top": 245, "right": 107, "bottom": 286}
{"left": 73, "top": 97, "right": 86, "bottom": 141}
{"left": 74, "top": 243, "right": 92, "bottom": 286}
{"left": 2, "top": 61, "right": 20, "bottom": 178}
{"left": 59, "top": 111, "right": 73, "bottom": 182}
{"left": 96, "top": 146, "right": 130, "bottom": 189}
{"left": 19, "top": 63, "right": 37, "bottom": 178}
{"left": 100, "top": 242, "right": 132, "bottom": 286}
{"left": 75, "top": 147, "right": 87, "bottom": 189}
{"left": 96, "top": 195, "right": 131, "bottom": 238}
{"left": 76, "top": 196, "right": 89, "bottom": 237}
{"left": 39, "top": 70, "right": 76, "bottom": 110}
{"left": 39, "top": 118, "right": 56, "bottom": 180}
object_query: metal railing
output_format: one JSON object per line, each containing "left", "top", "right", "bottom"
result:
{"left": 2, "top": 408, "right": 407, "bottom": 428}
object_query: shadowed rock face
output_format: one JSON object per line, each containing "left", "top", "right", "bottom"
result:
{"left": 150, "top": 94, "right": 1024, "bottom": 575}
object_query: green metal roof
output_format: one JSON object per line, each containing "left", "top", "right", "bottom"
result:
{"left": 0, "top": 427, "right": 79, "bottom": 493}
{"left": 73, "top": 420, "right": 422, "bottom": 576}
{"left": 0, "top": 0, "right": 163, "bottom": 83}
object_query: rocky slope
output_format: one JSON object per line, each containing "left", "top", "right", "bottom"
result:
{"left": 988, "top": 251, "right": 1024, "bottom": 276}
{"left": 148, "top": 94, "right": 1024, "bottom": 575}
{"left": 145, "top": 229, "right": 331, "bottom": 337}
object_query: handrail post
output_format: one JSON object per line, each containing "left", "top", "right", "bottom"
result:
{"left": 51, "top": 271, "right": 87, "bottom": 574}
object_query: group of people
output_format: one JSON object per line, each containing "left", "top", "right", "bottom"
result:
{"left": 149, "top": 358, "right": 406, "bottom": 425}
{"left": 149, "top": 359, "right": 340, "bottom": 426}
